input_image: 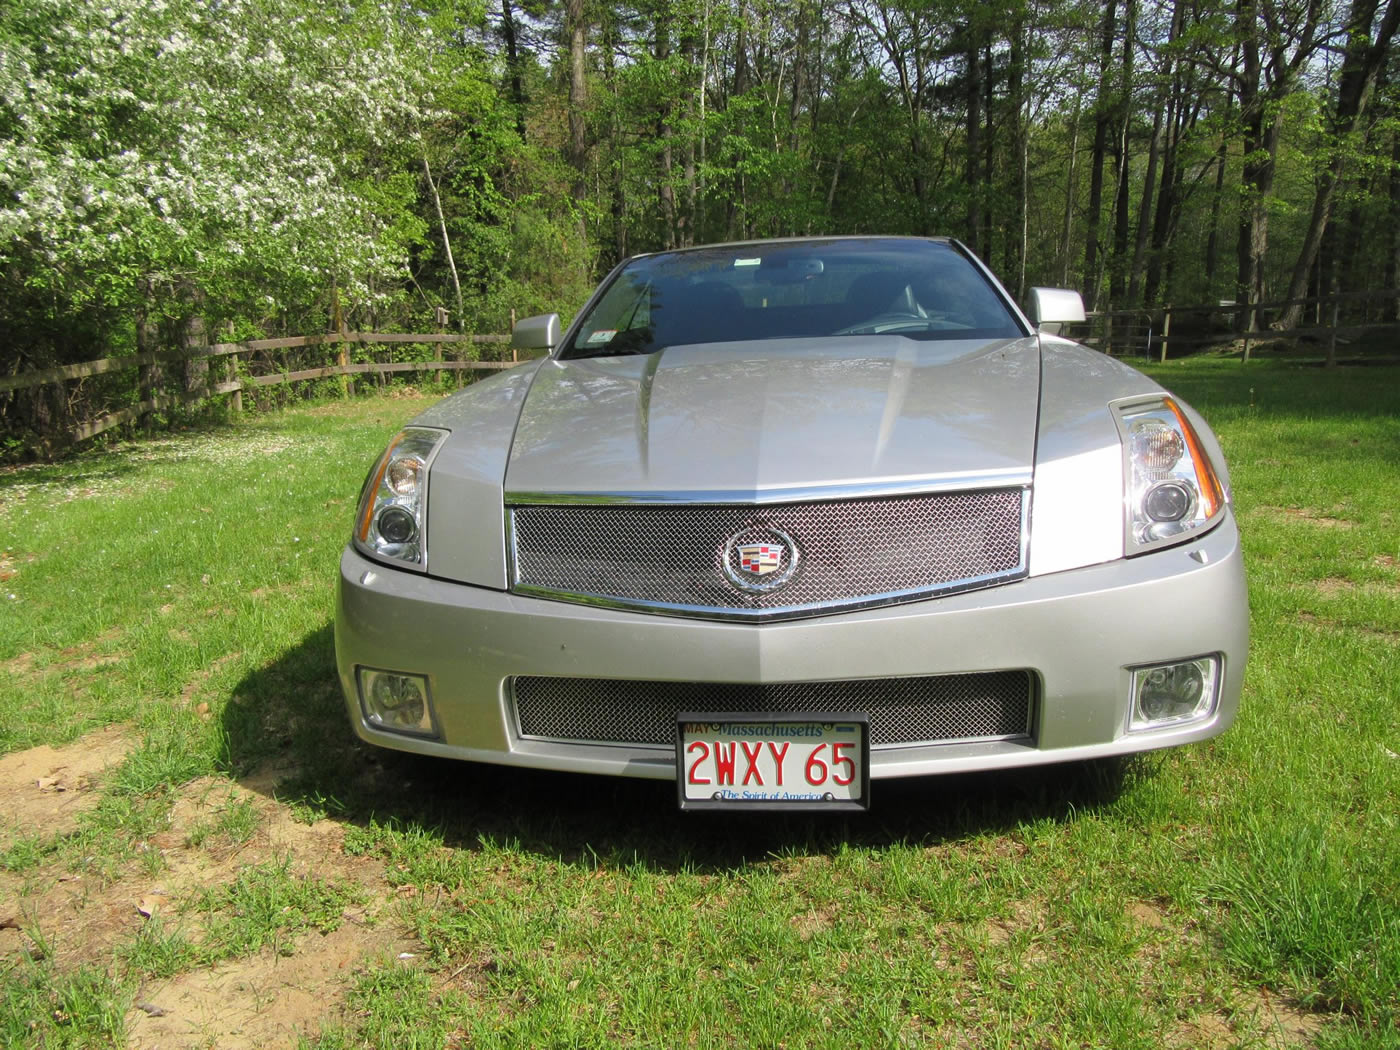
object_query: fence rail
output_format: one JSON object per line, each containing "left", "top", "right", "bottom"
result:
{"left": 5, "top": 288, "right": 1399, "bottom": 458}
{"left": 1, "top": 330, "right": 514, "bottom": 455}
{"left": 1070, "top": 288, "right": 1400, "bottom": 362}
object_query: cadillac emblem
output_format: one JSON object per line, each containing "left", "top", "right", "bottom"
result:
{"left": 723, "top": 527, "right": 800, "bottom": 594}
{"left": 738, "top": 543, "right": 783, "bottom": 576}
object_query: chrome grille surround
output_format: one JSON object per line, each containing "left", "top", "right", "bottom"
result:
{"left": 511, "top": 671, "right": 1036, "bottom": 750}
{"left": 507, "top": 485, "right": 1029, "bottom": 621}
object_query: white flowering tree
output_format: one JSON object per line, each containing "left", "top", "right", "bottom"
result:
{"left": 0, "top": 0, "right": 453, "bottom": 362}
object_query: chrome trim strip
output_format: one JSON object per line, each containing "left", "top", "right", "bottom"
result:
{"left": 509, "top": 569, "right": 1029, "bottom": 622}
{"left": 505, "top": 487, "right": 1033, "bottom": 623}
{"left": 512, "top": 729, "right": 1034, "bottom": 752}
{"left": 504, "top": 470, "right": 1033, "bottom": 507}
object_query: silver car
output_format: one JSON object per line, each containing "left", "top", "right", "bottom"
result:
{"left": 335, "top": 236, "right": 1247, "bottom": 811}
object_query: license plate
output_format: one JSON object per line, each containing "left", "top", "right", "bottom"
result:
{"left": 676, "top": 711, "right": 870, "bottom": 811}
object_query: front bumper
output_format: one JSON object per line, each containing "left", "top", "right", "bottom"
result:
{"left": 334, "top": 515, "right": 1247, "bottom": 780}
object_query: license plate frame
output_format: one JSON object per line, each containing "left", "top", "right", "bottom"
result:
{"left": 676, "top": 711, "right": 871, "bottom": 812}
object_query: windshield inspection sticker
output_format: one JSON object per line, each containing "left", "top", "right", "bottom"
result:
{"left": 586, "top": 329, "right": 618, "bottom": 344}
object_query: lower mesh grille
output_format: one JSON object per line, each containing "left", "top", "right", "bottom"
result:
{"left": 512, "top": 671, "right": 1034, "bottom": 749}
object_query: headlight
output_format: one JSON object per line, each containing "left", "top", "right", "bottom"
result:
{"left": 1114, "top": 397, "right": 1226, "bottom": 554}
{"left": 353, "top": 427, "right": 448, "bottom": 570}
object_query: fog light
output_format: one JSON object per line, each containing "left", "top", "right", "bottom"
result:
{"left": 357, "top": 668, "right": 436, "bottom": 736}
{"left": 1129, "top": 656, "right": 1220, "bottom": 731}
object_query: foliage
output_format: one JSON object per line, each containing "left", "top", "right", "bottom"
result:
{"left": 4, "top": 0, "right": 1400, "bottom": 390}
{"left": 0, "top": 0, "right": 442, "bottom": 359}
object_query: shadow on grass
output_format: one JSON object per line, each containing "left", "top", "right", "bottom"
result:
{"left": 224, "top": 623, "right": 1145, "bottom": 872}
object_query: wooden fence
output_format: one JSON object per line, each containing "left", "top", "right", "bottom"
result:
{"left": 1, "top": 330, "right": 514, "bottom": 455}
{"left": 1068, "top": 288, "right": 1400, "bottom": 363}
{"left": 5, "top": 287, "right": 1399, "bottom": 457}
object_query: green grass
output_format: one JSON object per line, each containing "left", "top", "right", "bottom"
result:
{"left": 1, "top": 364, "right": 1398, "bottom": 1047}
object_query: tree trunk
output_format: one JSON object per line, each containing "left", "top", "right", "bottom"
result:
{"left": 1235, "top": 114, "right": 1278, "bottom": 323}
{"left": 1144, "top": 0, "right": 1188, "bottom": 306}
{"left": 1388, "top": 131, "right": 1400, "bottom": 319}
{"left": 1279, "top": 0, "right": 1400, "bottom": 328}
{"left": 965, "top": 30, "right": 982, "bottom": 250}
{"left": 655, "top": 11, "right": 677, "bottom": 249}
{"left": 1083, "top": 0, "right": 1118, "bottom": 310}
{"left": 1110, "top": 0, "right": 1136, "bottom": 307}
{"left": 1128, "top": 107, "right": 1162, "bottom": 306}
{"left": 1061, "top": 100, "right": 1081, "bottom": 287}
{"left": 1204, "top": 115, "right": 1230, "bottom": 291}
{"left": 1234, "top": 0, "right": 1325, "bottom": 327}
{"left": 565, "top": 0, "right": 588, "bottom": 196}
{"left": 500, "top": 0, "right": 527, "bottom": 141}
{"left": 1235, "top": 0, "right": 1264, "bottom": 324}
{"left": 423, "top": 156, "right": 464, "bottom": 330}
{"left": 1006, "top": 15, "right": 1027, "bottom": 298}
{"left": 601, "top": 13, "right": 626, "bottom": 268}
{"left": 981, "top": 41, "right": 995, "bottom": 262}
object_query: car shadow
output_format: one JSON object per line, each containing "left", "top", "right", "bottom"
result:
{"left": 224, "top": 623, "right": 1149, "bottom": 873}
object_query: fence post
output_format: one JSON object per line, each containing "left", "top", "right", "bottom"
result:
{"left": 229, "top": 355, "right": 243, "bottom": 414}
{"left": 339, "top": 316, "right": 355, "bottom": 398}
{"left": 137, "top": 302, "right": 162, "bottom": 432}
{"left": 184, "top": 316, "right": 209, "bottom": 401}
{"left": 1326, "top": 298, "right": 1340, "bottom": 368}
{"left": 35, "top": 379, "right": 72, "bottom": 456}
{"left": 1160, "top": 306, "right": 1171, "bottom": 364}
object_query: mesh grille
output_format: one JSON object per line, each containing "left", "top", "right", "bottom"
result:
{"left": 509, "top": 489, "right": 1024, "bottom": 616}
{"left": 512, "top": 671, "right": 1034, "bottom": 749}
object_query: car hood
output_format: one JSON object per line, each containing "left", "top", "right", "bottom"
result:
{"left": 502, "top": 336, "right": 1041, "bottom": 498}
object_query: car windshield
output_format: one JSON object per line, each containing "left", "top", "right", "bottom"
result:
{"left": 560, "top": 239, "right": 1025, "bottom": 358}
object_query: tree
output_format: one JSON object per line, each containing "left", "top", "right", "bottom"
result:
{"left": 1279, "top": 0, "right": 1400, "bottom": 327}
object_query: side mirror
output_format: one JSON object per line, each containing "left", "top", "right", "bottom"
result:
{"left": 511, "top": 313, "right": 561, "bottom": 352}
{"left": 1027, "top": 288, "right": 1087, "bottom": 335}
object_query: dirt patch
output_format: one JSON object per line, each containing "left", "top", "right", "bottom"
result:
{"left": 1310, "top": 576, "right": 1400, "bottom": 599}
{"left": 789, "top": 907, "right": 837, "bottom": 942}
{"left": 1168, "top": 989, "right": 1325, "bottom": 1049}
{"left": 249, "top": 583, "right": 306, "bottom": 601}
{"left": 0, "top": 549, "right": 33, "bottom": 583}
{"left": 179, "top": 652, "right": 244, "bottom": 708}
{"left": 1233, "top": 987, "right": 1327, "bottom": 1046}
{"left": 126, "top": 925, "right": 419, "bottom": 1050}
{"left": 1169, "top": 1009, "right": 1236, "bottom": 1049}
{"left": 1, "top": 748, "right": 417, "bottom": 1047}
{"left": 153, "top": 776, "right": 383, "bottom": 896}
{"left": 1297, "top": 612, "right": 1400, "bottom": 647}
{"left": 983, "top": 898, "right": 1046, "bottom": 953}
{"left": 1126, "top": 900, "right": 1167, "bottom": 929}
{"left": 1313, "top": 577, "right": 1356, "bottom": 598}
{"left": 2, "top": 650, "right": 36, "bottom": 675}
{"left": 1252, "top": 505, "right": 1355, "bottom": 529}
{"left": 0, "top": 725, "right": 135, "bottom": 836}
{"left": 121, "top": 776, "right": 414, "bottom": 1047}
{"left": 2, "top": 629, "right": 126, "bottom": 679}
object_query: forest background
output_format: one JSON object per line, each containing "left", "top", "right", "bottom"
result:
{"left": 3, "top": 0, "right": 1400, "bottom": 377}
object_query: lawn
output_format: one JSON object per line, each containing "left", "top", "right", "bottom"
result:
{"left": 1, "top": 359, "right": 1397, "bottom": 1048}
